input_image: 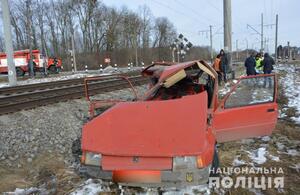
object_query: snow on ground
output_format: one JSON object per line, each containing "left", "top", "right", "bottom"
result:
{"left": 232, "top": 156, "right": 247, "bottom": 166}
{"left": 18, "top": 73, "right": 99, "bottom": 85}
{"left": 278, "top": 108, "right": 288, "bottom": 118}
{"left": 275, "top": 64, "right": 300, "bottom": 124}
{"left": 289, "top": 163, "right": 300, "bottom": 173}
{"left": 0, "top": 72, "right": 106, "bottom": 88}
{"left": 0, "top": 81, "right": 9, "bottom": 88}
{"left": 0, "top": 66, "right": 143, "bottom": 88}
{"left": 276, "top": 142, "right": 285, "bottom": 150}
{"left": 286, "top": 149, "right": 300, "bottom": 156}
{"left": 218, "top": 82, "right": 231, "bottom": 96}
{"left": 162, "top": 185, "right": 210, "bottom": 195}
{"left": 247, "top": 147, "right": 267, "bottom": 165}
{"left": 261, "top": 136, "right": 271, "bottom": 142}
{"left": 232, "top": 137, "right": 281, "bottom": 167}
{"left": 70, "top": 179, "right": 211, "bottom": 195}
{"left": 3, "top": 187, "right": 41, "bottom": 195}
{"left": 250, "top": 88, "right": 273, "bottom": 104}
{"left": 248, "top": 188, "right": 264, "bottom": 195}
{"left": 4, "top": 179, "right": 111, "bottom": 195}
{"left": 70, "top": 179, "right": 111, "bottom": 195}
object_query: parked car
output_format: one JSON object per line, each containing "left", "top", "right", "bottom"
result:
{"left": 80, "top": 60, "right": 278, "bottom": 187}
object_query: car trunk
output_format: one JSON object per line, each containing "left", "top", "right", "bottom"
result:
{"left": 82, "top": 91, "right": 208, "bottom": 170}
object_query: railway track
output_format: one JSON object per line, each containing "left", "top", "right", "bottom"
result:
{"left": 0, "top": 70, "right": 141, "bottom": 95}
{"left": 0, "top": 74, "right": 148, "bottom": 115}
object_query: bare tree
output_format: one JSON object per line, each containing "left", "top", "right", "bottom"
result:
{"left": 153, "top": 17, "right": 176, "bottom": 60}
{"left": 138, "top": 5, "right": 153, "bottom": 63}
{"left": 3, "top": 0, "right": 213, "bottom": 69}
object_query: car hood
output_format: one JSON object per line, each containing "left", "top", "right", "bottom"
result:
{"left": 82, "top": 91, "right": 209, "bottom": 157}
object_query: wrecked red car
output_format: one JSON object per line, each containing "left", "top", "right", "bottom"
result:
{"left": 80, "top": 60, "right": 278, "bottom": 187}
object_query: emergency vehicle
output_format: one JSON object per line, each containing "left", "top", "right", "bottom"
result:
{"left": 0, "top": 49, "right": 62, "bottom": 76}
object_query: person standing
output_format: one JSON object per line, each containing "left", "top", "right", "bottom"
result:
{"left": 262, "top": 53, "right": 275, "bottom": 87}
{"left": 262, "top": 53, "right": 275, "bottom": 74}
{"left": 244, "top": 52, "right": 256, "bottom": 76}
{"left": 219, "top": 49, "right": 228, "bottom": 83}
{"left": 255, "top": 53, "right": 263, "bottom": 74}
{"left": 212, "top": 54, "right": 222, "bottom": 85}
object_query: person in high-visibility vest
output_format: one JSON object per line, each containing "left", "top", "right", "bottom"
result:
{"left": 255, "top": 53, "right": 263, "bottom": 74}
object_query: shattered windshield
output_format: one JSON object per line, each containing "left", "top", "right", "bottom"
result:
{"left": 143, "top": 63, "right": 215, "bottom": 107}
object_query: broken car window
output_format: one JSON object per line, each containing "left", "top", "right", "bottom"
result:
{"left": 147, "top": 67, "right": 214, "bottom": 107}
{"left": 225, "top": 76, "right": 275, "bottom": 108}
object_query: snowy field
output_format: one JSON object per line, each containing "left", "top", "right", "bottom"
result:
{"left": 275, "top": 64, "right": 300, "bottom": 124}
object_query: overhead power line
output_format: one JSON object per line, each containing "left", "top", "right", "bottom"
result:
{"left": 173, "top": 0, "right": 221, "bottom": 25}
{"left": 205, "top": 0, "right": 222, "bottom": 12}
{"left": 149, "top": 0, "right": 213, "bottom": 26}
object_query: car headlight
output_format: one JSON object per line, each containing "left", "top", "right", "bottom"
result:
{"left": 82, "top": 151, "right": 102, "bottom": 166}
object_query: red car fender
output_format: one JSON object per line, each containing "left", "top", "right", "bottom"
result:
{"left": 197, "top": 126, "right": 215, "bottom": 168}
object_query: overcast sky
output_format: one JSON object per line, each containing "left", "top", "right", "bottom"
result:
{"left": 102, "top": 0, "right": 299, "bottom": 53}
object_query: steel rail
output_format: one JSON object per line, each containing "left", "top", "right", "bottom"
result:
{"left": 0, "top": 71, "right": 141, "bottom": 95}
{"left": 0, "top": 75, "right": 148, "bottom": 115}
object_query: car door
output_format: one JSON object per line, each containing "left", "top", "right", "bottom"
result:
{"left": 213, "top": 74, "right": 278, "bottom": 142}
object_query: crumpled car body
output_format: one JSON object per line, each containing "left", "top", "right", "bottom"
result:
{"left": 81, "top": 60, "right": 278, "bottom": 187}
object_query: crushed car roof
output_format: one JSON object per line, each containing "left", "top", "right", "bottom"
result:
{"left": 142, "top": 60, "right": 217, "bottom": 82}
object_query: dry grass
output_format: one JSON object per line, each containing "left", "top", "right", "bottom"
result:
{"left": 0, "top": 153, "right": 82, "bottom": 193}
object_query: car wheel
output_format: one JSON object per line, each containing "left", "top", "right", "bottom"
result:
{"left": 16, "top": 67, "right": 25, "bottom": 77}
{"left": 49, "top": 65, "right": 57, "bottom": 74}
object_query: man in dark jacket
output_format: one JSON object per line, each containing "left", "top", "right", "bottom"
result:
{"left": 219, "top": 49, "right": 228, "bottom": 82}
{"left": 244, "top": 52, "right": 256, "bottom": 76}
{"left": 262, "top": 53, "right": 275, "bottom": 87}
{"left": 262, "top": 53, "right": 275, "bottom": 74}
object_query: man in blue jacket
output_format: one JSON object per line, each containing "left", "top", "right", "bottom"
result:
{"left": 262, "top": 53, "right": 275, "bottom": 74}
{"left": 219, "top": 49, "right": 228, "bottom": 83}
{"left": 244, "top": 52, "right": 256, "bottom": 76}
{"left": 262, "top": 53, "right": 275, "bottom": 87}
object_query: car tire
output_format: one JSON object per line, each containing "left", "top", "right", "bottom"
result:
{"left": 49, "top": 65, "right": 57, "bottom": 74}
{"left": 16, "top": 67, "right": 25, "bottom": 77}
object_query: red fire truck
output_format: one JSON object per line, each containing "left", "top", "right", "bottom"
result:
{"left": 0, "top": 49, "right": 62, "bottom": 76}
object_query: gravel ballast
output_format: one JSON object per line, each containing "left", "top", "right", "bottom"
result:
{"left": 0, "top": 86, "right": 147, "bottom": 168}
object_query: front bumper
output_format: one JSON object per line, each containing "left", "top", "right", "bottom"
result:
{"left": 80, "top": 165, "right": 211, "bottom": 187}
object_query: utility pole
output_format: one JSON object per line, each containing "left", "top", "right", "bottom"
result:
{"left": 135, "top": 38, "right": 138, "bottom": 67}
{"left": 209, "top": 25, "right": 213, "bottom": 63}
{"left": 199, "top": 25, "right": 213, "bottom": 63}
{"left": 42, "top": 39, "right": 48, "bottom": 75}
{"left": 71, "top": 33, "right": 77, "bottom": 72}
{"left": 223, "top": 0, "right": 232, "bottom": 68}
{"left": 274, "top": 14, "right": 278, "bottom": 61}
{"left": 236, "top": 39, "right": 238, "bottom": 61}
{"left": 244, "top": 38, "right": 249, "bottom": 57}
{"left": 247, "top": 14, "right": 275, "bottom": 54}
{"left": 264, "top": 37, "right": 269, "bottom": 53}
{"left": 287, "top": 41, "right": 290, "bottom": 60}
{"left": 26, "top": 0, "right": 34, "bottom": 77}
{"left": 261, "top": 13, "right": 264, "bottom": 53}
{"left": 1, "top": 0, "right": 17, "bottom": 86}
